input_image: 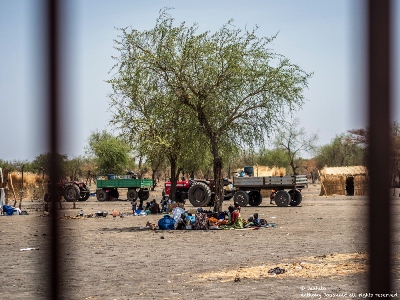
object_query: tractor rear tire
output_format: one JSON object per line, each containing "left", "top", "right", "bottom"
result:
{"left": 248, "top": 191, "right": 262, "bottom": 206}
{"left": 289, "top": 189, "right": 303, "bottom": 206}
{"left": 275, "top": 190, "right": 290, "bottom": 207}
{"left": 233, "top": 190, "right": 249, "bottom": 207}
{"left": 96, "top": 189, "right": 108, "bottom": 201}
{"left": 127, "top": 189, "right": 138, "bottom": 201}
{"left": 64, "top": 184, "right": 80, "bottom": 202}
{"left": 188, "top": 182, "right": 211, "bottom": 207}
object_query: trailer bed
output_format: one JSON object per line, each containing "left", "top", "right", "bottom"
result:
{"left": 233, "top": 175, "right": 307, "bottom": 190}
{"left": 96, "top": 178, "right": 153, "bottom": 189}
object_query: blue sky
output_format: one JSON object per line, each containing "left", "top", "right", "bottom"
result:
{"left": 1, "top": 0, "right": 398, "bottom": 161}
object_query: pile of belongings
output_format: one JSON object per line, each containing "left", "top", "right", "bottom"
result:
{"left": 2, "top": 205, "right": 23, "bottom": 216}
{"left": 156, "top": 207, "right": 275, "bottom": 230}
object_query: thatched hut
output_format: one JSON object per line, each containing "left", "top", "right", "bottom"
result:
{"left": 319, "top": 166, "right": 368, "bottom": 196}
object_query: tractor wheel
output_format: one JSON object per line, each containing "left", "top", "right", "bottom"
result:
{"left": 248, "top": 191, "right": 262, "bottom": 206}
{"left": 64, "top": 184, "right": 80, "bottom": 202}
{"left": 79, "top": 187, "right": 90, "bottom": 201}
{"left": 138, "top": 189, "right": 150, "bottom": 201}
{"left": 275, "top": 190, "right": 290, "bottom": 207}
{"left": 127, "top": 189, "right": 138, "bottom": 201}
{"left": 289, "top": 189, "right": 303, "bottom": 206}
{"left": 233, "top": 190, "right": 249, "bottom": 207}
{"left": 96, "top": 189, "right": 108, "bottom": 201}
{"left": 188, "top": 182, "right": 211, "bottom": 207}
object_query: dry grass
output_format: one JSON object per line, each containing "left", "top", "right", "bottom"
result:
{"left": 196, "top": 253, "right": 369, "bottom": 282}
{"left": 8, "top": 171, "right": 47, "bottom": 201}
{"left": 253, "top": 165, "right": 286, "bottom": 177}
{"left": 320, "top": 166, "right": 367, "bottom": 176}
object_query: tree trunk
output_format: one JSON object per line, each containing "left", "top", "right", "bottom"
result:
{"left": 151, "top": 169, "right": 156, "bottom": 191}
{"left": 169, "top": 158, "right": 177, "bottom": 202}
{"left": 211, "top": 140, "right": 223, "bottom": 212}
{"left": 138, "top": 155, "right": 143, "bottom": 179}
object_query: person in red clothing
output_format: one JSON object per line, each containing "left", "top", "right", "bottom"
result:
{"left": 229, "top": 206, "right": 239, "bottom": 223}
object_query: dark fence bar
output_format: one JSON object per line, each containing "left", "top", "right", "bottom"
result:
{"left": 46, "top": 0, "right": 62, "bottom": 298}
{"left": 368, "top": 0, "right": 392, "bottom": 294}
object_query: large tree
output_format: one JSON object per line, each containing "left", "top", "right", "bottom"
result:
{"left": 110, "top": 9, "right": 312, "bottom": 211}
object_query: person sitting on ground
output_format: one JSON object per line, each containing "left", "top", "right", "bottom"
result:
{"left": 151, "top": 200, "right": 160, "bottom": 214}
{"left": 234, "top": 202, "right": 241, "bottom": 213}
{"left": 253, "top": 213, "right": 261, "bottom": 227}
{"left": 193, "top": 208, "right": 208, "bottom": 230}
{"left": 161, "top": 198, "right": 168, "bottom": 213}
{"left": 175, "top": 213, "right": 187, "bottom": 230}
{"left": 229, "top": 205, "right": 243, "bottom": 229}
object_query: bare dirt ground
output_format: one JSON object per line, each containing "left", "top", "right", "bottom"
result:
{"left": 1, "top": 183, "right": 400, "bottom": 300}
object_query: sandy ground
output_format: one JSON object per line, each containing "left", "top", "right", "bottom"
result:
{"left": 1, "top": 183, "right": 400, "bottom": 300}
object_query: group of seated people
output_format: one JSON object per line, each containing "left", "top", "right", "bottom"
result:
{"left": 132, "top": 199, "right": 161, "bottom": 215}
{"left": 132, "top": 196, "right": 178, "bottom": 215}
{"left": 173, "top": 202, "right": 264, "bottom": 230}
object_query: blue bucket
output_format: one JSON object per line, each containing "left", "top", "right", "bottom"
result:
{"left": 107, "top": 174, "right": 115, "bottom": 180}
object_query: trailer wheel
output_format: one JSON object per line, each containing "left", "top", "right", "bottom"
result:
{"left": 127, "top": 189, "right": 138, "bottom": 201}
{"left": 138, "top": 189, "right": 150, "bottom": 201}
{"left": 64, "top": 184, "right": 80, "bottom": 202}
{"left": 188, "top": 182, "right": 211, "bottom": 207}
{"left": 248, "top": 191, "right": 262, "bottom": 206}
{"left": 289, "top": 190, "right": 302, "bottom": 206}
{"left": 96, "top": 189, "right": 108, "bottom": 201}
{"left": 233, "top": 190, "right": 249, "bottom": 207}
{"left": 275, "top": 190, "right": 290, "bottom": 207}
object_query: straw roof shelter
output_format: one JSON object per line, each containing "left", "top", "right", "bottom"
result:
{"left": 319, "top": 166, "right": 368, "bottom": 196}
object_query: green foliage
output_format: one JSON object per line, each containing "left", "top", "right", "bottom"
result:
{"left": 30, "top": 153, "right": 69, "bottom": 177}
{"left": 257, "top": 148, "right": 290, "bottom": 169}
{"left": 87, "top": 130, "right": 131, "bottom": 174}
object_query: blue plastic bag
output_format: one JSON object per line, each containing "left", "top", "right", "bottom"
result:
{"left": 3, "top": 205, "right": 14, "bottom": 216}
{"left": 158, "top": 215, "right": 175, "bottom": 230}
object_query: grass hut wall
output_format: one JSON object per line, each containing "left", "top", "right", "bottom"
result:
{"left": 319, "top": 166, "right": 368, "bottom": 196}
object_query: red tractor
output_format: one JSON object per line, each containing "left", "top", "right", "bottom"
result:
{"left": 164, "top": 178, "right": 234, "bottom": 207}
{"left": 44, "top": 180, "right": 91, "bottom": 202}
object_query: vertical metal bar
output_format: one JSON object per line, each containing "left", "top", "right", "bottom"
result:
{"left": 46, "top": 0, "right": 62, "bottom": 298}
{"left": 368, "top": 0, "right": 392, "bottom": 293}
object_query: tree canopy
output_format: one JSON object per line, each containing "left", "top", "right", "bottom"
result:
{"left": 86, "top": 130, "right": 132, "bottom": 174}
{"left": 109, "top": 9, "right": 312, "bottom": 211}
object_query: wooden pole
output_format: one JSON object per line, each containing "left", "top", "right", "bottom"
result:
{"left": 9, "top": 173, "right": 17, "bottom": 206}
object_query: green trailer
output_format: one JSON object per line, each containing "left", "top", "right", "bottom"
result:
{"left": 96, "top": 176, "right": 153, "bottom": 201}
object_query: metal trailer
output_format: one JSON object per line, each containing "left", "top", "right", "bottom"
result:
{"left": 96, "top": 176, "right": 153, "bottom": 201}
{"left": 232, "top": 175, "right": 308, "bottom": 207}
